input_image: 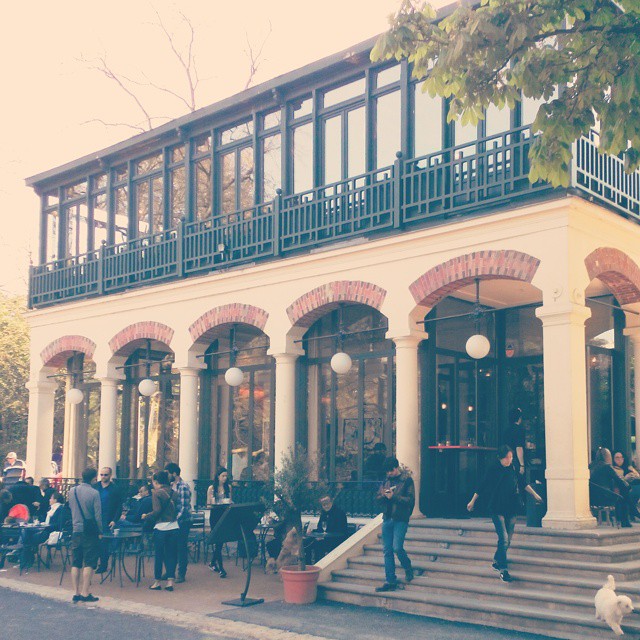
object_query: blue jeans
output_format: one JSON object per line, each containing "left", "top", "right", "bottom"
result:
{"left": 382, "top": 519, "right": 412, "bottom": 584}
{"left": 491, "top": 514, "right": 516, "bottom": 570}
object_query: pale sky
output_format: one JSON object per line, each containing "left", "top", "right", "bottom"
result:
{"left": 0, "top": 1, "right": 451, "bottom": 296}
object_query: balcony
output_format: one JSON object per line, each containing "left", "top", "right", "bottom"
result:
{"left": 28, "top": 126, "right": 640, "bottom": 309}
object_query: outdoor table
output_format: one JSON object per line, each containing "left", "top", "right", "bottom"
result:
{"left": 256, "top": 523, "right": 277, "bottom": 568}
{"left": 1, "top": 523, "right": 49, "bottom": 573}
{"left": 100, "top": 530, "right": 142, "bottom": 588}
{"left": 303, "top": 530, "right": 344, "bottom": 564}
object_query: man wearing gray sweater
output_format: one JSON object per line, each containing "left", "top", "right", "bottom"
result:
{"left": 68, "top": 467, "right": 103, "bottom": 603}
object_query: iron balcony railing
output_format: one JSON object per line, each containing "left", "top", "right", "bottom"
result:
{"left": 29, "top": 126, "right": 638, "bottom": 308}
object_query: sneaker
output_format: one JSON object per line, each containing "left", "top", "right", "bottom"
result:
{"left": 375, "top": 583, "right": 397, "bottom": 592}
{"left": 81, "top": 594, "right": 99, "bottom": 602}
{"left": 72, "top": 594, "right": 83, "bottom": 603}
{"left": 219, "top": 569, "right": 227, "bottom": 579}
{"left": 405, "top": 569, "right": 415, "bottom": 583}
{"left": 174, "top": 577, "right": 185, "bottom": 584}
{"left": 491, "top": 562, "right": 501, "bottom": 573}
{"left": 499, "top": 570, "right": 514, "bottom": 583}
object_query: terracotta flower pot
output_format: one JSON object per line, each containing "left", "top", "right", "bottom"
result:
{"left": 280, "top": 565, "right": 321, "bottom": 604}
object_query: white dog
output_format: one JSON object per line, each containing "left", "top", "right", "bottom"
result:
{"left": 595, "top": 575, "right": 634, "bottom": 636}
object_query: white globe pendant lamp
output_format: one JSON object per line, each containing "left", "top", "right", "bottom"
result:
{"left": 66, "top": 387, "right": 84, "bottom": 405}
{"left": 225, "top": 366, "right": 244, "bottom": 387}
{"left": 466, "top": 333, "right": 490, "bottom": 360}
{"left": 138, "top": 378, "right": 157, "bottom": 397}
{"left": 331, "top": 351, "right": 352, "bottom": 374}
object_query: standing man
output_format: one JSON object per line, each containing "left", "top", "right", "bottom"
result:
{"left": 165, "top": 462, "right": 191, "bottom": 583}
{"left": 375, "top": 456, "right": 415, "bottom": 592}
{"left": 95, "top": 467, "right": 122, "bottom": 574}
{"left": 3, "top": 452, "right": 25, "bottom": 486}
{"left": 68, "top": 467, "right": 102, "bottom": 603}
{"left": 504, "top": 408, "right": 525, "bottom": 476}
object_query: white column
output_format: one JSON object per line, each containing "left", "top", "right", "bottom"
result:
{"left": 98, "top": 378, "right": 119, "bottom": 475}
{"left": 25, "top": 379, "right": 58, "bottom": 480}
{"left": 624, "top": 327, "right": 640, "bottom": 461}
{"left": 272, "top": 353, "right": 299, "bottom": 472}
{"left": 178, "top": 368, "right": 200, "bottom": 498}
{"left": 536, "top": 302, "right": 596, "bottom": 529}
{"left": 393, "top": 336, "right": 422, "bottom": 516}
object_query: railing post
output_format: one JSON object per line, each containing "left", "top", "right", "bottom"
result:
{"left": 97, "top": 241, "right": 105, "bottom": 296}
{"left": 27, "top": 263, "right": 34, "bottom": 309}
{"left": 177, "top": 217, "right": 185, "bottom": 278}
{"left": 393, "top": 151, "right": 403, "bottom": 229}
{"left": 273, "top": 189, "right": 282, "bottom": 257}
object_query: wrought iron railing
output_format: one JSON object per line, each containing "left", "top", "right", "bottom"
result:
{"left": 30, "top": 126, "right": 634, "bottom": 308}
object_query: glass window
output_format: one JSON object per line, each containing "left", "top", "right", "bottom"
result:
{"left": 114, "top": 186, "right": 128, "bottom": 244}
{"left": 136, "top": 184, "right": 149, "bottom": 236}
{"left": 376, "top": 65, "right": 401, "bottom": 88}
{"left": 194, "top": 133, "right": 212, "bottom": 155}
{"left": 375, "top": 91, "right": 401, "bottom": 169}
{"left": 484, "top": 104, "right": 511, "bottom": 139}
{"left": 64, "top": 181, "right": 87, "bottom": 200}
{"left": 65, "top": 203, "right": 89, "bottom": 257}
{"left": 504, "top": 306, "right": 543, "bottom": 357}
{"left": 454, "top": 119, "right": 478, "bottom": 150}
{"left": 263, "top": 110, "right": 281, "bottom": 130}
{"left": 323, "top": 78, "right": 365, "bottom": 109}
{"left": 293, "top": 122, "right": 313, "bottom": 193}
{"left": 221, "top": 121, "right": 253, "bottom": 146}
{"left": 324, "top": 115, "right": 341, "bottom": 185}
{"left": 152, "top": 177, "right": 164, "bottom": 233}
{"left": 170, "top": 145, "right": 185, "bottom": 164}
{"left": 240, "top": 146, "right": 255, "bottom": 209}
{"left": 135, "top": 152, "right": 162, "bottom": 175}
{"left": 292, "top": 97, "right": 312, "bottom": 119}
{"left": 45, "top": 191, "right": 59, "bottom": 207}
{"left": 347, "top": 107, "right": 366, "bottom": 177}
{"left": 46, "top": 209, "right": 59, "bottom": 261}
{"left": 92, "top": 174, "right": 107, "bottom": 191}
{"left": 170, "top": 166, "right": 186, "bottom": 226}
{"left": 586, "top": 297, "right": 615, "bottom": 348}
{"left": 195, "top": 158, "right": 212, "bottom": 221}
{"left": 92, "top": 193, "right": 108, "bottom": 248}
{"left": 414, "top": 86, "right": 443, "bottom": 157}
{"left": 262, "top": 133, "right": 281, "bottom": 202}
{"left": 221, "top": 152, "right": 236, "bottom": 214}
{"left": 114, "top": 165, "right": 128, "bottom": 183}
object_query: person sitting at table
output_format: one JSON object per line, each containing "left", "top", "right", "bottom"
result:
{"left": 305, "top": 495, "right": 349, "bottom": 564}
{"left": 37, "top": 478, "right": 55, "bottom": 522}
{"left": 4, "top": 502, "right": 29, "bottom": 524}
{"left": 117, "top": 484, "right": 153, "bottom": 530}
{"left": 207, "top": 467, "right": 232, "bottom": 578}
{"left": 9, "top": 478, "right": 42, "bottom": 518}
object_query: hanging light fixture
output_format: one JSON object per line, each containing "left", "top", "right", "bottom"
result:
{"left": 224, "top": 325, "right": 244, "bottom": 386}
{"left": 66, "top": 387, "right": 84, "bottom": 405}
{"left": 138, "top": 339, "right": 157, "bottom": 397}
{"left": 330, "top": 305, "right": 352, "bottom": 374}
{"left": 466, "top": 278, "right": 491, "bottom": 360}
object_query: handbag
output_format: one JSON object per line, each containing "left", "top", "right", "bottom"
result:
{"left": 73, "top": 489, "right": 100, "bottom": 536}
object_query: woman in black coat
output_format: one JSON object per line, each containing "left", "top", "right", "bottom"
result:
{"left": 207, "top": 467, "right": 232, "bottom": 578}
{"left": 590, "top": 447, "right": 632, "bottom": 527}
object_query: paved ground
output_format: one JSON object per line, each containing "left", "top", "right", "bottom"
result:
{"left": 1, "top": 587, "right": 232, "bottom": 640}
{"left": 214, "top": 599, "right": 556, "bottom": 640}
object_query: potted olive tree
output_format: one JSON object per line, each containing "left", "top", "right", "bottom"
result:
{"left": 268, "top": 445, "right": 326, "bottom": 604}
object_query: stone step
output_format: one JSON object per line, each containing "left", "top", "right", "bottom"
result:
{"left": 347, "top": 554, "right": 640, "bottom": 598}
{"left": 401, "top": 531, "right": 640, "bottom": 562}
{"left": 408, "top": 518, "right": 640, "bottom": 547}
{"left": 331, "top": 567, "right": 616, "bottom": 616}
{"left": 319, "top": 581, "right": 640, "bottom": 640}
{"left": 362, "top": 543, "right": 640, "bottom": 580}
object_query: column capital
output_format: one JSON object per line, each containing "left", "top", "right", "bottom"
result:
{"left": 391, "top": 335, "right": 424, "bottom": 350}
{"left": 26, "top": 379, "right": 59, "bottom": 393}
{"left": 535, "top": 302, "right": 591, "bottom": 327}
{"left": 176, "top": 366, "right": 204, "bottom": 378}
{"left": 269, "top": 352, "right": 301, "bottom": 364}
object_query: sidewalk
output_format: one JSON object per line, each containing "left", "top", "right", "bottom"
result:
{"left": 1, "top": 555, "right": 559, "bottom": 640}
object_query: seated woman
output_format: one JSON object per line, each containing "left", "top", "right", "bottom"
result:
{"left": 4, "top": 502, "right": 29, "bottom": 524}
{"left": 590, "top": 448, "right": 632, "bottom": 527}
{"left": 207, "top": 467, "right": 232, "bottom": 578}
{"left": 613, "top": 451, "right": 640, "bottom": 520}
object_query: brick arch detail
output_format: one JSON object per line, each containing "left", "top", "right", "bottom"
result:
{"left": 189, "top": 304, "right": 269, "bottom": 342}
{"left": 40, "top": 335, "right": 97, "bottom": 368}
{"left": 585, "top": 247, "right": 640, "bottom": 305}
{"left": 410, "top": 250, "right": 541, "bottom": 307}
{"left": 287, "top": 281, "right": 387, "bottom": 328}
{"left": 109, "top": 321, "right": 175, "bottom": 355}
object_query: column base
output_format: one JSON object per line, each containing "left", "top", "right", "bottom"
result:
{"left": 541, "top": 514, "right": 597, "bottom": 530}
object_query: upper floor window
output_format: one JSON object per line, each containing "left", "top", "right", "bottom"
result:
{"left": 322, "top": 77, "right": 365, "bottom": 109}
{"left": 219, "top": 120, "right": 255, "bottom": 213}
{"left": 192, "top": 133, "right": 213, "bottom": 222}
{"left": 413, "top": 84, "right": 443, "bottom": 158}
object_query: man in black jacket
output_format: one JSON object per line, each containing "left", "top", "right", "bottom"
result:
{"left": 9, "top": 478, "right": 43, "bottom": 517}
{"left": 375, "top": 456, "right": 415, "bottom": 592}
{"left": 95, "top": 467, "right": 122, "bottom": 573}
{"left": 306, "top": 495, "right": 349, "bottom": 563}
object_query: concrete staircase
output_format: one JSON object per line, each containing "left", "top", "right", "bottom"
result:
{"left": 318, "top": 518, "right": 640, "bottom": 640}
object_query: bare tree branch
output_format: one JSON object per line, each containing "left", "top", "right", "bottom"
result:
{"left": 244, "top": 21, "right": 273, "bottom": 90}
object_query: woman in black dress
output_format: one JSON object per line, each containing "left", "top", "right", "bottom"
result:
{"left": 207, "top": 467, "right": 232, "bottom": 578}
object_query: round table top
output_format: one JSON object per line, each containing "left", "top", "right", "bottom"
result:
{"left": 101, "top": 530, "right": 142, "bottom": 540}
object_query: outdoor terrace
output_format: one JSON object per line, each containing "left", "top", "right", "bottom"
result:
{"left": 28, "top": 126, "right": 640, "bottom": 309}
